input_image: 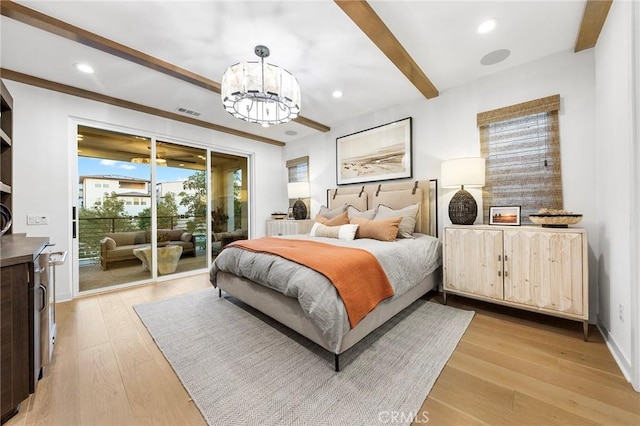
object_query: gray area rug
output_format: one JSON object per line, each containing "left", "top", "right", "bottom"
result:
{"left": 134, "top": 288, "right": 474, "bottom": 425}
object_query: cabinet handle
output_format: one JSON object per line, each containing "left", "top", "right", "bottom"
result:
{"left": 504, "top": 255, "right": 508, "bottom": 262}
{"left": 498, "top": 271, "right": 501, "bottom": 277}
{"left": 504, "top": 271, "right": 509, "bottom": 278}
{"left": 39, "top": 284, "right": 47, "bottom": 313}
{"left": 498, "top": 255, "right": 501, "bottom": 261}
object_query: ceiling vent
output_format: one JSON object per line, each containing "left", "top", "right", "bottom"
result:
{"left": 176, "top": 107, "right": 201, "bottom": 117}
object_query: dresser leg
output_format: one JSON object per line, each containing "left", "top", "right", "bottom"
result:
{"left": 582, "top": 321, "right": 589, "bottom": 341}
{"left": 443, "top": 291, "right": 447, "bottom": 305}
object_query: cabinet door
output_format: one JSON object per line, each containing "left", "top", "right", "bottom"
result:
{"left": 504, "top": 230, "right": 584, "bottom": 316}
{"left": 1, "top": 263, "right": 30, "bottom": 420}
{"left": 444, "top": 228, "right": 504, "bottom": 300}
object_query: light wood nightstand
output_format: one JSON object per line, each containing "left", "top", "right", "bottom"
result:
{"left": 443, "top": 225, "right": 589, "bottom": 340}
{"left": 266, "top": 219, "right": 314, "bottom": 236}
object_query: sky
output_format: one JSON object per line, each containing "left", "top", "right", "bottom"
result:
{"left": 78, "top": 157, "right": 193, "bottom": 183}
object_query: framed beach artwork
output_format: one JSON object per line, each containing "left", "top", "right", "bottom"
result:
{"left": 489, "top": 206, "right": 521, "bottom": 226}
{"left": 336, "top": 117, "right": 412, "bottom": 185}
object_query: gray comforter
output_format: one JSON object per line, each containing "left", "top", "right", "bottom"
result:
{"left": 209, "top": 233, "right": 441, "bottom": 351}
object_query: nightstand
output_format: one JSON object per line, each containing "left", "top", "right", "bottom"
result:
{"left": 266, "top": 219, "right": 314, "bottom": 236}
{"left": 443, "top": 225, "right": 589, "bottom": 340}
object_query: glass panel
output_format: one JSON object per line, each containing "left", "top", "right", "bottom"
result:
{"left": 211, "top": 152, "right": 248, "bottom": 259}
{"left": 77, "top": 126, "right": 154, "bottom": 291}
{"left": 155, "top": 141, "right": 208, "bottom": 275}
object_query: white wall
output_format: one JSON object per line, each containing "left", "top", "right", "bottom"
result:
{"left": 6, "top": 81, "right": 285, "bottom": 301}
{"left": 594, "top": 0, "right": 638, "bottom": 387}
{"left": 286, "top": 48, "right": 598, "bottom": 320}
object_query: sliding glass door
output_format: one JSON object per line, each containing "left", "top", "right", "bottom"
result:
{"left": 155, "top": 141, "right": 207, "bottom": 274}
{"left": 75, "top": 125, "right": 249, "bottom": 294}
{"left": 210, "top": 152, "right": 248, "bottom": 258}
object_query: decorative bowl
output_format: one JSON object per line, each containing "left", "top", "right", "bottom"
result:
{"left": 271, "top": 213, "right": 287, "bottom": 220}
{"left": 529, "top": 214, "right": 583, "bottom": 228}
{"left": 0, "top": 203, "right": 12, "bottom": 236}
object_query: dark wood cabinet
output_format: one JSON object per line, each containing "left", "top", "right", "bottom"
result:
{"left": 0, "top": 235, "right": 49, "bottom": 424}
{"left": 0, "top": 263, "right": 29, "bottom": 423}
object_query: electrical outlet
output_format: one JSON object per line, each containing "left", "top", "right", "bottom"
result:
{"left": 619, "top": 303, "right": 624, "bottom": 322}
{"left": 27, "top": 214, "right": 49, "bottom": 225}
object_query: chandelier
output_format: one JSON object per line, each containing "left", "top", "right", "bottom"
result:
{"left": 221, "top": 45, "right": 301, "bottom": 126}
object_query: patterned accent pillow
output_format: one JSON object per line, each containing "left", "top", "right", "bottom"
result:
{"left": 349, "top": 216, "right": 401, "bottom": 242}
{"left": 157, "top": 232, "right": 171, "bottom": 243}
{"left": 309, "top": 222, "right": 359, "bottom": 241}
{"left": 314, "top": 211, "right": 349, "bottom": 226}
{"left": 374, "top": 203, "right": 420, "bottom": 238}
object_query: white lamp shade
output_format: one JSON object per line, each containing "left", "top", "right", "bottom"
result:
{"left": 287, "top": 182, "right": 310, "bottom": 198}
{"left": 441, "top": 157, "right": 486, "bottom": 188}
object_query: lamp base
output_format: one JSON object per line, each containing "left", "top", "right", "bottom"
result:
{"left": 448, "top": 189, "right": 477, "bottom": 225}
{"left": 292, "top": 199, "right": 307, "bottom": 220}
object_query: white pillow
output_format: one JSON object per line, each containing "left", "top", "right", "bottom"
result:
{"left": 310, "top": 222, "right": 359, "bottom": 241}
{"left": 374, "top": 203, "right": 420, "bottom": 238}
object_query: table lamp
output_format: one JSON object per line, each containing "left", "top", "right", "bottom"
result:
{"left": 287, "top": 182, "right": 310, "bottom": 220}
{"left": 441, "top": 157, "right": 485, "bottom": 225}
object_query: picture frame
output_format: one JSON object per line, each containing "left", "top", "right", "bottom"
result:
{"left": 336, "top": 117, "right": 412, "bottom": 185}
{"left": 489, "top": 206, "right": 521, "bottom": 226}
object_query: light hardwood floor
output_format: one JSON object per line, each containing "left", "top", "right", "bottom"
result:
{"left": 6, "top": 273, "right": 639, "bottom": 426}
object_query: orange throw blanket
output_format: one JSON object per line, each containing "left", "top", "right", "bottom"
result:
{"left": 227, "top": 238, "right": 394, "bottom": 328}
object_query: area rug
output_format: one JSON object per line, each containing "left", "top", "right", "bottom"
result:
{"left": 134, "top": 288, "right": 474, "bottom": 425}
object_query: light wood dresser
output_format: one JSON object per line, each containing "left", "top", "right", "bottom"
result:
{"left": 443, "top": 225, "right": 589, "bottom": 340}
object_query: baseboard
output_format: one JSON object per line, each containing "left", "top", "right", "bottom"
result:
{"left": 597, "top": 321, "right": 633, "bottom": 385}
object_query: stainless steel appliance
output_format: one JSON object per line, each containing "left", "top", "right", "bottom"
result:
{"left": 33, "top": 248, "right": 67, "bottom": 385}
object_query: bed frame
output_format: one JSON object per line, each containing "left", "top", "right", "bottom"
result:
{"left": 216, "top": 180, "right": 439, "bottom": 371}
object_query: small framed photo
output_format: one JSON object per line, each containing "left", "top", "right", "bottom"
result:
{"left": 489, "top": 206, "right": 521, "bottom": 226}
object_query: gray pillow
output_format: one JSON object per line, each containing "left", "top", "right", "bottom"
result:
{"left": 317, "top": 204, "right": 347, "bottom": 219}
{"left": 375, "top": 203, "right": 420, "bottom": 238}
{"left": 347, "top": 205, "right": 377, "bottom": 221}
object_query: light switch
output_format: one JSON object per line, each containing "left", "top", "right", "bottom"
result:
{"left": 27, "top": 214, "right": 49, "bottom": 225}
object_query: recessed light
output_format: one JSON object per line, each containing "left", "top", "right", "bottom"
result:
{"left": 476, "top": 19, "right": 497, "bottom": 34}
{"left": 285, "top": 130, "right": 298, "bottom": 136}
{"left": 332, "top": 90, "right": 343, "bottom": 98}
{"left": 74, "top": 63, "right": 94, "bottom": 74}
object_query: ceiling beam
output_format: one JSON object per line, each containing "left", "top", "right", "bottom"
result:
{"left": 575, "top": 0, "right": 613, "bottom": 52}
{"left": 334, "top": 0, "right": 438, "bottom": 99}
{"left": 0, "top": 68, "right": 285, "bottom": 147}
{"left": 0, "top": 0, "right": 330, "bottom": 133}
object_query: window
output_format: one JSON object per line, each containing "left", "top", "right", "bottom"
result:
{"left": 478, "top": 95, "right": 562, "bottom": 224}
{"left": 286, "top": 156, "right": 309, "bottom": 183}
{"left": 286, "top": 156, "right": 310, "bottom": 217}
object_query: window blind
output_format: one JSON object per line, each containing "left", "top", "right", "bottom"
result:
{"left": 286, "top": 156, "right": 309, "bottom": 183}
{"left": 478, "top": 95, "right": 563, "bottom": 224}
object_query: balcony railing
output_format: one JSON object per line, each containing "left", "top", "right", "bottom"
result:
{"left": 78, "top": 214, "right": 207, "bottom": 261}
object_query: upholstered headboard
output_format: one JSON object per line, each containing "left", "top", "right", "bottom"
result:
{"left": 325, "top": 180, "right": 437, "bottom": 237}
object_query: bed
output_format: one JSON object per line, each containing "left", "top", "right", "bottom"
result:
{"left": 209, "top": 180, "right": 440, "bottom": 371}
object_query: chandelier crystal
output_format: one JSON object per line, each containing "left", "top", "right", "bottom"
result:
{"left": 221, "top": 45, "right": 301, "bottom": 126}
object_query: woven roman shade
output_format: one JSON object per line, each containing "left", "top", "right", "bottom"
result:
{"left": 286, "top": 156, "right": 309, "bottom": 183}
{"left": 478, "top": 95, "right": 563, "bottom": 224}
